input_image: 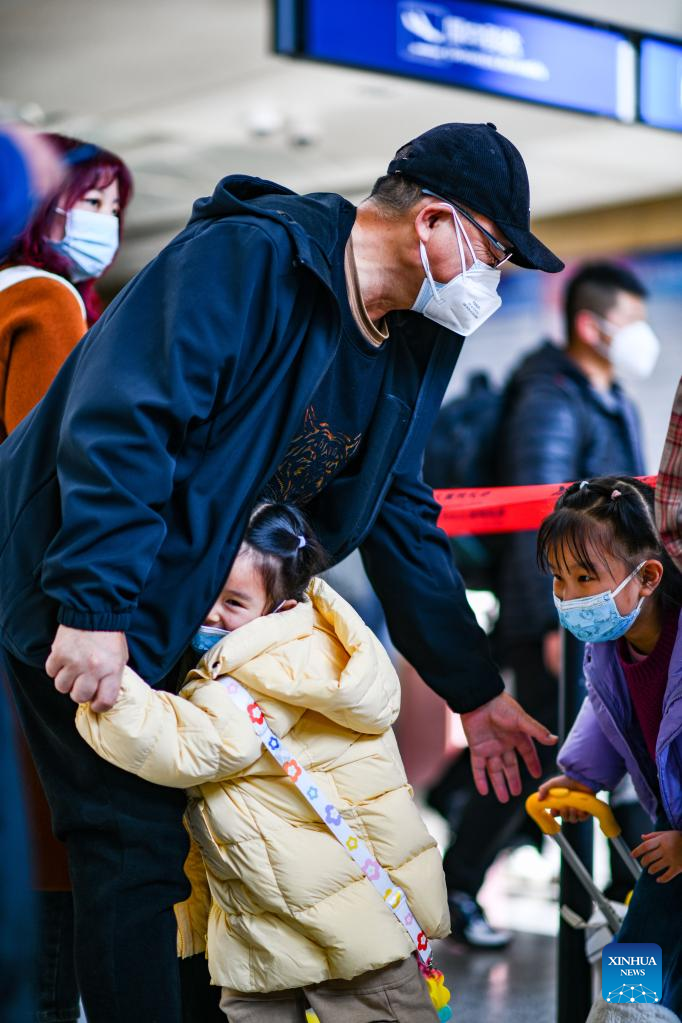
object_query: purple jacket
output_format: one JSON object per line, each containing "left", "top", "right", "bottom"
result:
{"left": 558, "top": 609, "right": 682, "bottom": 829}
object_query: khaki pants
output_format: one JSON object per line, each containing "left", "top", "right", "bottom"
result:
{"left": 219, "top": 954, "right": 439, "bottom": 1022}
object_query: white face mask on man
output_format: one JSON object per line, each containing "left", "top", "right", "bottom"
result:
{"left": 595, "top": 317, "right": 661, "bottom": 380}
{"left": 411, "top": 206, "right": 502, "bottom": 336}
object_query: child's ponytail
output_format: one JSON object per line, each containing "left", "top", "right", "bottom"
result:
{"left": 244, "top": 503, "right": 329, "bottom": 609}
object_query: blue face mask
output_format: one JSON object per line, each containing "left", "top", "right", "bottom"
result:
{"left": 48, "top": 207, "right": 119, "bottom": 282}
{"left": 191, "top": 601, "right": 287, "bottom": 655}
{"left": 191, "top": 625, "right": 230, "bottom": 655}
{"left": 552, "top": 561, "right": 646, "bottom": 643}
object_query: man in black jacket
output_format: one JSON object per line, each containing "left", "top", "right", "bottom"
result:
{"left": 441, "top": 262, "right": 657, "bottom": 947}
{"left": 0, "top": 123, "right": 562, "bottom": 1021}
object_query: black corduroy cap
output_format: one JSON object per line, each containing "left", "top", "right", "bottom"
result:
{"left": 386, "top": 122, "right": 564, "bottom": 273}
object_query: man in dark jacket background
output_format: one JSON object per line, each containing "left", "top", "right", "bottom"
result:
{"left": 0, "top": 123, "right": 563, "bottom": 1021}
{"left": 440, "top": 262, "right": 658, "bottom": 947}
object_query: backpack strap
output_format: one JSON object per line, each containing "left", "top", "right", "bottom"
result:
{"left": 219, "top": 675, "right": 433, "bottom": 966}
{"left": 0, "top": 266, "right": 86, "bottom": 321}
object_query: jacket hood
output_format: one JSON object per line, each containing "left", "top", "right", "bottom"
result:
{"left": 188, "top": 174, "right": 356, "bottom": 291}
{"left": 189, "top": 175, "right": 297, "bottom": 223}
{"left": 193, "top": 577, "right": 401, "bottom": 734}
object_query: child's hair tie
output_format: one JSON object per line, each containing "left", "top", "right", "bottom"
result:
{"left": 579, "top": 480, "right": 589, "bottom": 490}
{"left": 611, "top": 489, "right": 622, "bottom": 500}
{"left": 297, "top": 534, "right": 307, "bottom": 549}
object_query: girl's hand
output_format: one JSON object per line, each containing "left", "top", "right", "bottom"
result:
{"left": 631, "top": 830, "right": 682, "bottom": 883}
{"left": 537, "top": 774, "right": 596, "bottom": 823}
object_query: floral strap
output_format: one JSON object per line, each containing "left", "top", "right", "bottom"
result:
{"left": 219, "top": 676, "right": 433, "bottom": 966}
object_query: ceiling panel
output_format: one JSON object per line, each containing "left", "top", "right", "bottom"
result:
{"left": 2, "top": 0, "right": 681, "bottom": 282}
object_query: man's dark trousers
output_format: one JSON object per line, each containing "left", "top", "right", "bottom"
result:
{"left": 3, "top": 650, "right": 191, "bottom": 1023}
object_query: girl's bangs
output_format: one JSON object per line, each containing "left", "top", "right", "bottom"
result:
{"left": 537, "top": 511, "right": 624, "bottom": 577}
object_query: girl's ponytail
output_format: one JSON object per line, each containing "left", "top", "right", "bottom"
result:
{"left": 244, "top": 503, "right": 328, "bottom": 609}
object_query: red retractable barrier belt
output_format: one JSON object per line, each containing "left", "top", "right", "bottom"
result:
{"left": 435, "top": 476, "right": 658, "bottom": 536}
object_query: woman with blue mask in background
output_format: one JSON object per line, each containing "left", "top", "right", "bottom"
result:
{"left": 0, "top": 132, "right": 132, "bottom": 437}
{"left": 536, "top": 476, "right": 682, "bottom": 1016}
{"left": 0, "top": 132, "right": 132, "bottom": 1023}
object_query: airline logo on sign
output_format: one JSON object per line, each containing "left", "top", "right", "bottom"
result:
{"left": 397, "top": 1, "right": 550, "bottom": 82}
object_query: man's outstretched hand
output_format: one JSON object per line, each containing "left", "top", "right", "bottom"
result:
{"left": 46, "top": 625, "right": 128, "bottom": 712}
{"left": 460, "top": 692, "right": 558, "bottom": 803}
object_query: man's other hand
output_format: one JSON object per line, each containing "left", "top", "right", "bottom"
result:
{"left": 46, "top": 626, "right": 128, "bottom": 712}
{"left": 460, "top": 692, "right": 558, "bottom": 803}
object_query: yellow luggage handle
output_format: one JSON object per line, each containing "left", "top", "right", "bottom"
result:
{"left": 525, "top": 787, "right": 621, "bottom": 839}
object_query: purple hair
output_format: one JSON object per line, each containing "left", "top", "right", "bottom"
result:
{"left": 5, "top": 133, "right": 133, "bottom": 324}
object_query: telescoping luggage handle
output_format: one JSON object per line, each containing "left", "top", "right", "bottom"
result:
{"left": 526, "top": 788, "right": 641, "bottom": 935}
{"left": 220, "top": 675, "right": 433, "bottom": 963}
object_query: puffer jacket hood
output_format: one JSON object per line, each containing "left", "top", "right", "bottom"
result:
{"left": 77, "top": 579, "right": 449, "bottom": 993}
{"left": 194, "top": 577, "right": 401, "bottom": 736}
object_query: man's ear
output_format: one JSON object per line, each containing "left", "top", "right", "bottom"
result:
{"left": 639, "top": 560, "right": 664, "bottom": 596}
{"left": 414, "top": 201, "right": 452, "bottom": 244}
{"left": 276, "top": 599, "right": 298, "bottom": 613}
{"left": 573, "top": 309, "right": 603, "bottom": 348}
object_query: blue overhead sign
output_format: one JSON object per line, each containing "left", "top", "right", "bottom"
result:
{"left": 275, "top": 0, "right": 637, "bottom": 123}
{"left": 640, "top": 38, "right": 682, "bottom": 131}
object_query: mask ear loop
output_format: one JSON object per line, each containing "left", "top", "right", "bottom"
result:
{"left": 451, "top": 208, "right": 476, "bottom": 273}
{"left": 590, "top": 312, "right": 618, "bottom": 341}
{"left": 419, "top": 203, "right": 474, "bottom": 303}
{"left": 611, "top": 561, "right": 648, "bottom": 620}
{"left": 419, "top": 240, "right": 440, "bottom": 302}
{"left": 611, "top": 560, "right": 648, "bottom": 597}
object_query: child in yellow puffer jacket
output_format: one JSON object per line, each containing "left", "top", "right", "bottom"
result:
{"left": 76, "top": 502, "right": 449, "bottom": 1023}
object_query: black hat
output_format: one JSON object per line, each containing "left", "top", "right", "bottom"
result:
{"left": 386, "top": 122, "right": 563, "bottom": 273}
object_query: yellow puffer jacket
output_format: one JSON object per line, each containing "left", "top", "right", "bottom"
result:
{"left": 76, "top": 578, "right": 449, "bottom": 993}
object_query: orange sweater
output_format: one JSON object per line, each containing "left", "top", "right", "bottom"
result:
{"left": 0, "top": 268, "right": 87, "bottom": 888}
{"left": 0, "top": 270, "right": 87, "bottom": 438}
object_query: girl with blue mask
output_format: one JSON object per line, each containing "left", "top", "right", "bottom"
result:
{"left": 536, "top": 476, "right": 682, "bottom": 1015}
